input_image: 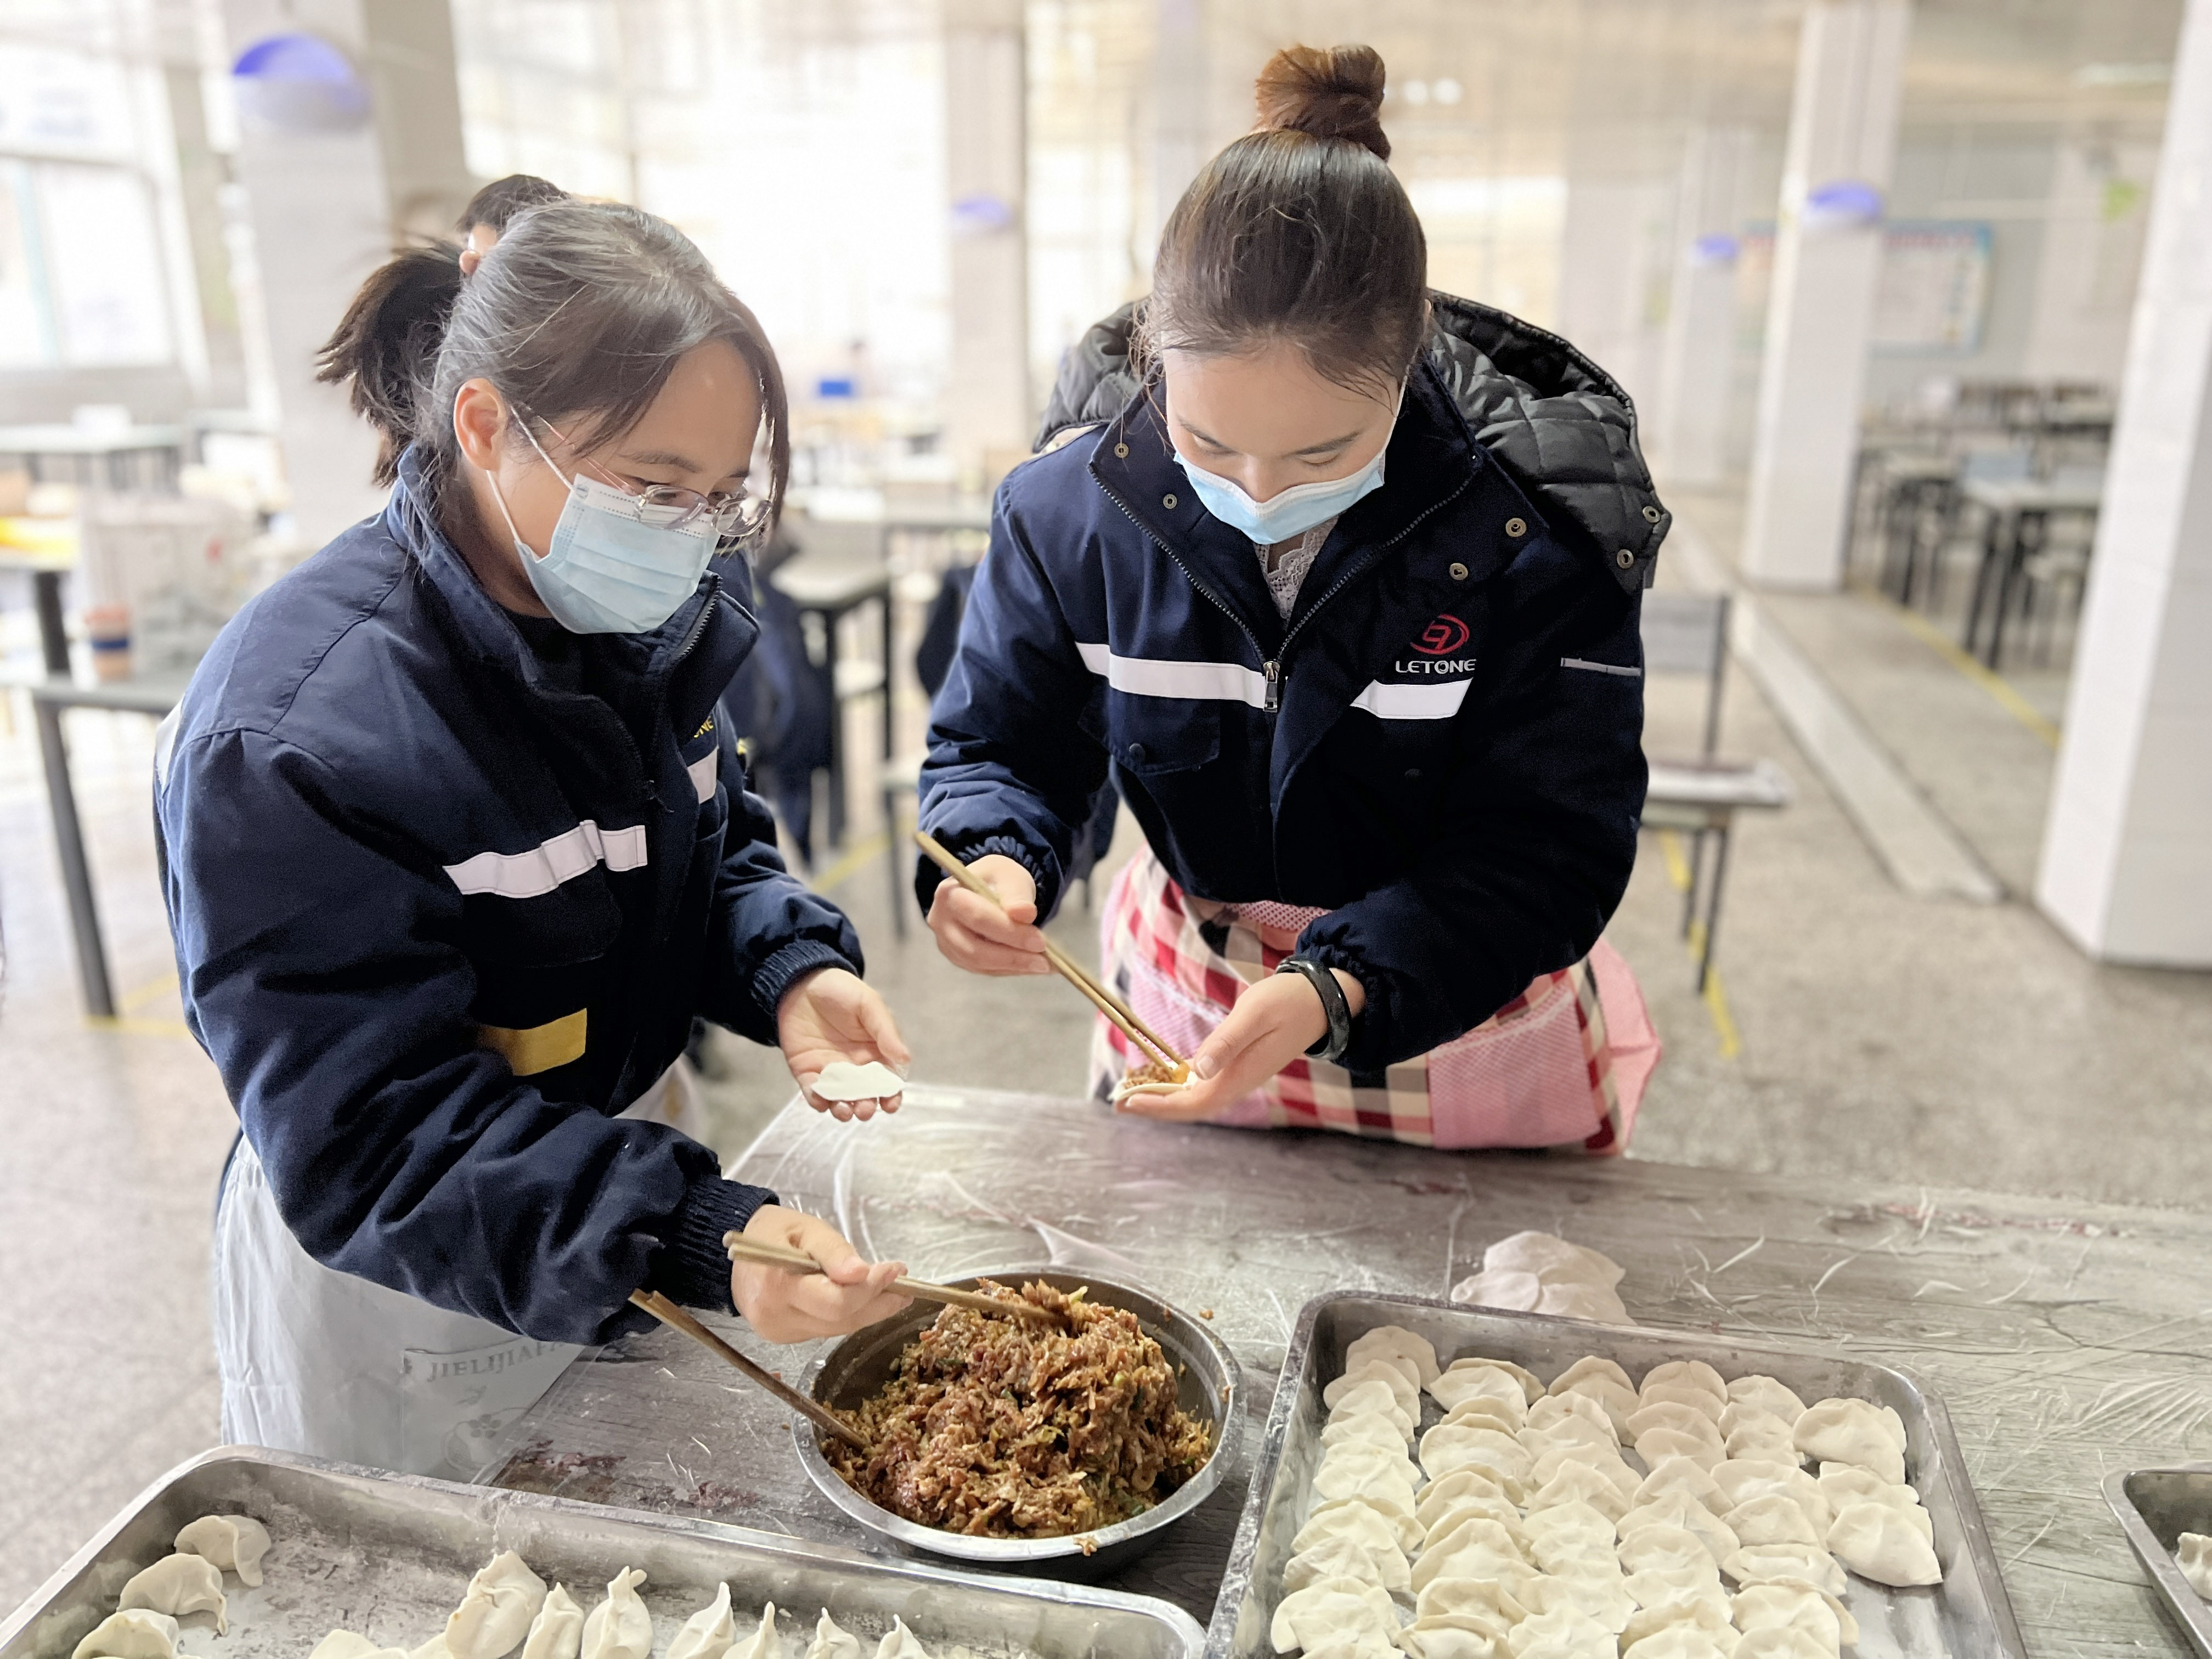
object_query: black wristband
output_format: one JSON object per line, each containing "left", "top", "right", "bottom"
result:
{"left": 1277, "top": 956, "right": 1354, "bottom": 1065}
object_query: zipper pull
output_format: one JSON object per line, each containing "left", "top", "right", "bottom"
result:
{"left": 1263, "top": 659, "right": 1282, "bottom": 713}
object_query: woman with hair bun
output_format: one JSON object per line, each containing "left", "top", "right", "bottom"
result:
{"left": 157, "top": 200, "right": 914, "bottom": 1475}
{"left": 922, "top": 44, "right": 1663, "bottom": 1151}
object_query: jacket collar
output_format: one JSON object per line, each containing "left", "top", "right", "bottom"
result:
{"left": 1086, "top": 361, "right": 1486, "bottom": 645}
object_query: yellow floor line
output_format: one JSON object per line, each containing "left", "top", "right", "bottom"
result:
{"left": 810, "top": 827, "right": 893, "bottom": 896}
{"left": 1863, "top": 586, "right": 2062, "bottom": 750}
{"left": 118, "top": 970, "right": 179, "bottom": 1013}
{"left": 85, "top": 1015, "right": 194, "bottom": 1038}
{"left": 1655, "top": 829, "right": 1743, "bottom": 1060}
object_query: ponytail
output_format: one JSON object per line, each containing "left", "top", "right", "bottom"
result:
{"left": 315, "top": 242, "right": 465, "bottom": 487}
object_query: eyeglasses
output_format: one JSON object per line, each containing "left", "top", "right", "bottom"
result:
{"left": 522, "top": 410, "right": 775, "bottom": 551}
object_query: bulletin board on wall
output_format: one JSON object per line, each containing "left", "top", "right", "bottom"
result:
{"left": 1870, "top": 222, "right": 1993, "bottom": 354}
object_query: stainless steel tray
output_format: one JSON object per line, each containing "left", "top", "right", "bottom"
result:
{"left": 796, "top": 1266, "right": 1242, "bottom": 1577}
{"left": 1205, "top": 1292, "right": 2028, "bottom": 1659}
{"left": 2103, "top": 1464, "right": 2212, "bottom": 1658}
{"left": 0, "top": 1448, "right": 1205, "bottom": 1659}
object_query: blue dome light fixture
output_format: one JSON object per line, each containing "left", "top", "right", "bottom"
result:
{"left": 232, "top": 33, "right": 371, "bottom": 134}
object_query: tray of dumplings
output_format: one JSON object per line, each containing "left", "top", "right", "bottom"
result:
{"left": 0, "top": 1448, "right": 1204, "bottom": 1659}
{"left": 1206, "top": 1292, "right": 2025, "bottom": 1659}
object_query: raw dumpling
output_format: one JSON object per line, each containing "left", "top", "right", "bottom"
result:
{"left": 1730, "top": 1582, "right": 1847, "bottom": 1650}
{"left": 520, "top": 1587, "right": 585, "bottom": 1659}
{"left": 1635, "top": 1426, "right": 1724, "bottom": 1472}
{"left": 1285, "top": 1531, "right": 1410, "bottom": 1594}
{"left": 1428, "top": 1365, "right": 1531, "bottom": 1420}
{"left": 1447, "top": 1356, "right": 1545, "bottom": 1404}
{"left": 1627, "top": 1402, "right": 1724, "bottom": 1443}
{"left": 1311, "top": 1493, "right": 1423, "bottom": 1553}
{"left": 1442, "top": 1398, "right": 1531, "bottom": 1439}
{"left": 1724, "top": 1494, "right": 1822, "bottom": 1548}
{"left": 1725, "top": 1376, "right": 1808, "bottom": 1423}
{"left": 71, "top": 1611, "right": 180, "bottom": 1659}
{"left": 1813, "top": 1463, "right": 1927, "bottom": 1534}
{"left": 1485, "top": 1232, "right": 1626, "bottom": 1289}
{"left": 172, "top": 1515, "right": 272, "bottom": 1588}
{"left": 1422, "top": 1425, "right": 1532, "bottom": 1482}
{"left": 1616, "top": 1630, "right": 1732, "bottom": 1658}
{"left": 1521, "top": 1499, "right": 1617, "bottom": 1554}
{"left": 1633, "top": 1458, "right": 1724, "bottom": 1514}
{"left": 1618, "top": 1595, "right": 1734, "bottom": 1652}
{"left": 1527, "top": 1570, "right": 1636, "bottom": 1633}
{"left": 1532, "top": 1282, "right": 1632, "bottom": 1324}
{"left": 1552, "top": 1376, "right": 1638, "bottom": 1438}
{"left": 1640, "top": 1362, "right": 1725, "bottom": 1404}
{"left": 1621, "top": 1570, "right": 1728, "bottom": 1618}
{"left": 1328, "top": 1379, "right": 1417, "bottom": 1437}
{"left": 1827, "top": 1498, "right": 1942, "bottom": 1587}
{"left": 1526, "top": 1392, "right": 1617, "bottom": 1443}
{"left": 1396, "top": 1617, "right": 1510, "bottom": 1659}
{"left": 119, "top": 1556, "right": 227, "bottom": 1634}
{"left": 2177, "top": 1532, "right": 2212, "bottom": 1598}
{"left": 447, "top": 1551, "right": 549, "bottom": 1659}
{"left": 1616, "top": 1526, "right": 1714, "bottom": 1579}
{"left": 1721, "top": 1544, "right": 1846, "bottom": 1597}
{"left": 1636, "top": 1386, "right": 1724, "bottom": 1426}
{"left": 1502, "top": 1604, "right": 1613, "bottom": 1658}
{"left": 580, "top": 1569, "right": 652, "bottom": 1659}
{"left": 1711, "top": 1462, "right": 1832, "bottom": 1534}
{"left": 309, "top": 1634, "right": 408, "bottom": 1659}
{"left": 1452, "top": 1231, "right": 1631, "bottom": 1327}
{"left": 804, "top": 1611, "right": 863, "bottom": 1659}
{"left": 1425, "top": 1497, "right": 1526, "bottom": 1549}
{"left": 1551, "top": 1356, "right": 1634, "bottom": 1395}
{"left": 1316, "top": 1442, "right": 1421, "bottom": 1505}
{"left": 1525, "top": 1462, "right": 1633, "bottom": 1523}
{"left": 1325, "top": 1361, "right": 1419, "bottom": 1415}
{"left": 730, "top": 1601, "right": 782, "bottom": 1659}
{"left": 1346, "top": 1325, "right": 1443, "bottom": 1387}
{"left": 1791, "top": 1398, "right": 1907, "bottom": 1485}
{"left": 1415, "top": 1516, "right": 1532, "bottom": 1582}
{"left": 1522, "top": 1414, "right": 1616, "bottom": 1462}
{"left": 1418, "top": 1470, "right": 1515, "bottom": 1527}
{"left": 1299, "top": 1497, "right": 1418, "bottom": 1558}
{"left": 1269, "top": 1576, "right": 1396, "bottom": 1653}
{"left": 1618, "top": 1496, "right": 1740, "bottom": 1564}
{"left": 1723, "top": 1418, "right": 1802, "bottom": 1465}
{"left": 1531, "top": 1444, "right": 1638, "bottom": 1502}
{"left": 1414, "top": 1578, "right": 1529, "bottom": 1629}
{"left": 810, "top": 1060, "right": 905, "bottom": 1101}
{"left": 664, "top": 1584, "right": 735, "bottom": 1659}
{"left": 1324, "top": 1412, "right": 1417, "bottom": 1454}
{"left": 871, "top": 1617, "right": 928, "bottom": 1658}
{"left": 1731, "top": 1631, "right": 1831, "bottom": 1659}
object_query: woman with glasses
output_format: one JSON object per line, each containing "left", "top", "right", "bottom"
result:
{"left": 156, "top": 200, "right": 913, "bottom": 1477}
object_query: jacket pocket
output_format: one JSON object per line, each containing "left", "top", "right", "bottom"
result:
{"left": 1106, "top": 696, "right": 1221, "bottom": 777}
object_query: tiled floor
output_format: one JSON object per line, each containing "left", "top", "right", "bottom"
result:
{"left": 3, "top": 498, "right": 2209, "bottom": 1610}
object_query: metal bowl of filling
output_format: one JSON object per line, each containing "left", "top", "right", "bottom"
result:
{"left": 794, "top": 1266, "right": 1242, "bottom": 1576}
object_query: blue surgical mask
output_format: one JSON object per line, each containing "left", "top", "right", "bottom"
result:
{"left": 1171, "top": 401, "right": 1397, "bottom": 543}
{"left": 485, "top": 427, "right": 718, "bottom": 635}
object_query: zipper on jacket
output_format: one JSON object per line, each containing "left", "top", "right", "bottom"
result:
{"left": 1097, "top": 488, "right": 1277, "bottom": 708}
{"left": 640, "top": 576, "right": 723, "bottom": 804}
{"left": 1263, "top": 659, "right": 1282, "bottom": 713}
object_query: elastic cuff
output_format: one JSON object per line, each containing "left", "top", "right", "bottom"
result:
{"left": 647, "top": 1176, "right": 777, "bottom": 1313}
{"left": 751, "top": 940, "right": 858, "bottom": 1029}
{"left": 913, "top": 833, "right": 1063, "bottom": 922}
{"left": 1294, "top": 937, "right": 1395, "bottom": 1073}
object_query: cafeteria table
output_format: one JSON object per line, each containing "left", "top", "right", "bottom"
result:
{"left": 1960, "top": 476, "right": 2103, "bottom": 670}
{"left": 497, "top": 1084, "right": 2210, "bottom": 1652}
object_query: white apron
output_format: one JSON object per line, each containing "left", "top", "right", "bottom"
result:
{"left": 211, "top": 1063, "right": 706, "bottom": 1480}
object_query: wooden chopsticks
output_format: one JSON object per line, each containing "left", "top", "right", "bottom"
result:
{"left": 912, "top": 830, "right": 1187, "bottom": 1076}
{"left": 722, "top": 1230, "right": 1068, "bottom": 1328}
{"left": 626, "top": 1289, "right": 867, "bottom": 1448}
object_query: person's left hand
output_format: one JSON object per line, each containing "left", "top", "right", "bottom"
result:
{"left": 777, "top": 967, "right": 911, "bottom": 1121}
{"left": 1117, "top": 967, "right": 1365, "bottom": 1122}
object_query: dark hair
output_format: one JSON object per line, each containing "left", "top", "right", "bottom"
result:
{"left": 314, "top": 200, "right": 789, "bottom": 532}
{"left": 1140, "top": 44, "right": 1428, "bottom": 398}
{"left": 457, "top": 173, "right": 568, "bottom": 236}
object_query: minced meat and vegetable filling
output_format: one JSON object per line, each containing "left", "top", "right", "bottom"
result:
{"left": 827, "top": 1279, "right": 1214, "bottom": 1537}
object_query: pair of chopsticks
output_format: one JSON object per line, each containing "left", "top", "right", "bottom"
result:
{"left": 913, "top": 830, "right": 1187, "bottom": 1077}
{"left": 627, "top": 1289, "right": 867, "bottom": 1448}
{"left": 722, "top": 1231, "right": 1065, "bottom": 1328}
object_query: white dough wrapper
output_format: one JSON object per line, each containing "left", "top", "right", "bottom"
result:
{"left": 1394, "top": 1618, "right": 1505, "bottom": 1659}
{"left": 309, "top": 1634, "right": 408, "bottom": 1659}
{"left": 1345, "top": 1325, "right": 1442, "bottom": 1387}
{"left": 1283, "top": 1531, "right": 1410, "bottom": 1595}
{"left": 872, "top": 1615, "right": 929, "bottom": 1657}
{"left": 2177, "top": 1532, "right": 2212, "bottom": 1599}
{"left": 664, "top": 1584, "right": 735, "bottom": 1659}
{"left": 72, "top": 1611, "right": 181, "bottom": 1659}
{"left": 1325, "top": 1360, "right": 1420, "bottom": 1414}
{"left": 1483, "top": 1231, "right": 1627, "bottom": 1288}
{"left": 447, "top": 1551, "right": 549, "bottom": 1659}
{"left": 809, "top": 1060, "right": 906, "bottom": 1101}
{"left": 804, "top": 1610, "right": 864, "bottom": 1659}
{"left": 1827, "top": 1498, "right": 1943, "bottom": 1587}
{"left": 579, "top": 1569, "right": 652, "bottom": 1659}
{"left": 172, "top": 1515, "right": 272, "bottom": 1588}
{"left": 1791, "top": 1398, "right": 1908, "bottom": 1485}
{"left": 1269, "top": 1576, "right": 1397, "bottom": 1654}
{"left": 118, "top": 1556, "right": 227, "bottom": 1634}
{"left": 520, "top": 1587, "right": 585, "bottom": 1659}
{"left": 730, "top": 1601, "right": 782, "bottom": 1659}
{"left": 1501, "top": 1604, "right": 1613, "bottom": 1658}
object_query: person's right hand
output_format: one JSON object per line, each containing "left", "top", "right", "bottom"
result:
{"left": 926, "top": 853, "right": 1052, "bottom": 976}
{"left": 729, "top": 1204, "right": 911, "bottom": 1342}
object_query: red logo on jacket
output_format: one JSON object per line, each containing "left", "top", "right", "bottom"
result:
{"left": 1411, "top": 614, "right": 1471, "bottom": 656}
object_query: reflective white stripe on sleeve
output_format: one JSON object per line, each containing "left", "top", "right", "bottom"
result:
{"left": 1350, "top": 679, "right": 1474, "bottom": 720}
{"left": 1562, "top": 657, "right": 1642, "bottom": 677}
{"left": 443, "top": 820, "right": 650, "bottom": 899}
{"left": 1074, "top": 642, "right": 1271, "bottom": 707}
{"left": 686, "top": 748, "right": 719, "bottom": 802}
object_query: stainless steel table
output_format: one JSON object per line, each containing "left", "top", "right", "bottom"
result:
{"left": 496, "top": 1085, "right": 2212, "bottom": 1654}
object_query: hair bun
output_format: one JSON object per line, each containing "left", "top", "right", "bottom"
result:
{"left": 1254, "top": 44, "right": 1390, "bottom": 161}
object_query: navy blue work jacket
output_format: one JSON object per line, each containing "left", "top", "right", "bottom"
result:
{"left": 156, "top": 447, "right": 861, "bottom": 1345}
{"left": 919, "top": 296, "right": 1664, "bottom": 1073}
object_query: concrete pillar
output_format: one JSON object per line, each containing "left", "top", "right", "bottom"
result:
{"left": 219, "top": 0, "right": 471, "bottom": 546}
{"left": 943, "top": 0, "right": 1031, "bottom": 475}
{"left": 1149, "top": 0, "right": 1209, "bottom": 258}
{"left": 1555, "top": 171, "right": 1672, "bottom": 408}
{"left": 1740, "top": 1, "right": 1909, "bottom": 589}
{"left": 2035, "top": 0, "right": 2212, "bottom": 967}
{"left": 1652, "top": 127, "right": 1751, "bottom": 486}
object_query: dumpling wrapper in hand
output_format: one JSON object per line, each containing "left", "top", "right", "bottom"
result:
{"left": 173, "top": 1515, "right": 272, "bottom": 1587}
{"left": 810, "top": 1060, "right": 906, "bottom": 1102}
{"left": 72, "top": 1611, "right": 180, "bottom": 1659}
{"left": 663, "top": 1584, "right": 733, "bottom": 1659}
{"left": 1269, "top": 1577, "right": 1396, "bottom": 1654}
{"left": 728, "top": 1601, "right": 782, "bottom": 1659}
{"left": 2177, "top": 1532, "right": 2212, "bottom": 1598}
{"left": 1828, "top": 1498, "right": 1943, "bottom": 1587}
{"left": 580, "top": 1569, "right": 652, "bottom": 1659}
{"left": 119, "top": 1555, "right": 227, "bottom": 1634}
{"left": 309, "top": 1634, "right": 408, "bottom": 1659}
{"left": 871, "top": 1616, "right": 929, "bottom": 1658}
{"left": 804, "top": 1611, "right": 862, "bottom": 1659}
{"left": 520, "top": 1587, "right": 585, "bottom": 1659}
{"left": 447, "top": 1551, "right": 549, "bottom": 1659}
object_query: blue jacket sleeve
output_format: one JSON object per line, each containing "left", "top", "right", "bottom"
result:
{"left": 697, "top": 715, "right": 864, "bottom": 1045}
{"left": 161, "top": 726, "right": 770, "bottom": 1344}
{"left": 915, "top": 486, "right": 1109, "bottom": 919}
{"left": 1297, "top": 548, "right": 1647, "bottom": 1070}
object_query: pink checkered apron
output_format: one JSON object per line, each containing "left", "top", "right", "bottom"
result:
{"left": 1088, "top": 848, "right": 1660, "bottom": 1152}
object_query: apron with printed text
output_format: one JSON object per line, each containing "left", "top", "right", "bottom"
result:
{"left": 1088, "top": 848, "right": 1660, "bottom": 1152}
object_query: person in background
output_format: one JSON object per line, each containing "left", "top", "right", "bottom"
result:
{"left": 919, "top": 44, "right": 1662, "bottom": 1152}
{"left": 157, "top": 200, "right": 911, "bottom": 1480}
{"left": 456, "top": 172, "right": 569, "bottom": 274}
